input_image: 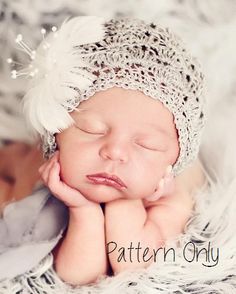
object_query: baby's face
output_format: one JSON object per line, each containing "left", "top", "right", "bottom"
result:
{"left": 56, "top": 87, "right": 179, "bottom": 203}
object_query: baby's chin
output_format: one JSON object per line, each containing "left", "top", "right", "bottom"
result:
{"left": 82, "top": 183, "right": 125, "bottom": 203}
{"left": 76, "top": 181, "right": 134, "bottom": 203}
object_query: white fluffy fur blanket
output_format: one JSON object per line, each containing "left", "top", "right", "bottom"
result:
{"left": 0, "top": 0, "right": 236, "bottom": 293}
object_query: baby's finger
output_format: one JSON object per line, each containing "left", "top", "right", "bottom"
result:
{"left": 38, "top": 162, "right": 48, "bottom": 174}
{"left": 39, "top": 163, "right": 50, "bottom": 184}
{"left": 39, "top": 152, "right": 59, "bottom": 181}
{"left": 146, "top": 179, "right": 165, "bottom": 202}
{"left": 40, "top": 159, "right": 57, "bottom": 184}
{"left": 38, "top": 156, "right": 54, "bottom": 175}
{"left": 47, "top": 162, "right": 61, "bottom": 189}
{"left": 163, "top": 175, "right": 175, "bottom": 196}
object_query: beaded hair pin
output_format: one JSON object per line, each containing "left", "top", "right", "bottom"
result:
{"left": 7, "top": 26, "right": 58, "bottom": 79}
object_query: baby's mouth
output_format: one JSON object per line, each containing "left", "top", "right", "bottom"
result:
{"left": 86, "top": 173, "right": 127, "bottom": 190}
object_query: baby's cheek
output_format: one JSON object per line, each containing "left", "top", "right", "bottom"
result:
{"left": 131, "top": 171, "right": 162, "bottom": 199}
{"left": 58, "top": 155, "right": 77, "bottom": 186}
{"left": 136, "top": 158, "right": 167, "bottom": 196}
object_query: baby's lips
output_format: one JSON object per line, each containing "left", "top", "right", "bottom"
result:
{"left": 163, "top": 176, "right": 175, "bottom": 196}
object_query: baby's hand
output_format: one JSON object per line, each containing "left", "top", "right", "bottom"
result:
{"left": 39, "top": 151, "right": 107, "bottom": 285}
{"left": 38, "top": 151, "right": 95, "bottom": 209}
{"left": 144, "top": 165, "right": 175, "bottom": 203}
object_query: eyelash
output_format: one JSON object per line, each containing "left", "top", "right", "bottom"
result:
{"left": 136, "top": 142, "right": 165, "bottom": 152}
{"left": 76, "top": 127, "right": 166, "bottom": 151}
{"left": 76, "top": 127, "right": 105, "bottom": 135}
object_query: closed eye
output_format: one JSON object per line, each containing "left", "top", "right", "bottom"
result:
{"left": 75, "top": 126, "right": 105, "bottom": 135}
{"left": 136, "top": 141, "right": 167, "bottom": 152}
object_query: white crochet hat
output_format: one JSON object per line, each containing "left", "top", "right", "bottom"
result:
{"left": 18, "top": 16, "right": 206, "bottom": 176}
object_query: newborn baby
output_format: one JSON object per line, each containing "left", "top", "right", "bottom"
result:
{"left": 38, "top": 87, "right": 206, "bottom": 285}
{"left": 4, "top": 16, "right": 207, "bottom": 286}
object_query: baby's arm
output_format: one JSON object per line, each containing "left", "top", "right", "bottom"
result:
{"left": 53, "top": 205, "right": 107, "bottom": 285}
{"left": 105, "top": 198, "right": 159, "bottom": 273}
{"left": 39, "top": 152, "right": 108, "bottom": 285}
{"left": 105, "top": 158, "right": 206, "bottom": 274}
{"left": 145, "top": 158, "right": 206, "bottom": 241}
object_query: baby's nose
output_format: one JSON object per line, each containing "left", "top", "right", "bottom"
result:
{"left": 99, "top": 139, "right": 129, "bottom": 163}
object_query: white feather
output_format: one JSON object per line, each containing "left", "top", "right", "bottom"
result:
{"left": 22, "top": 16, "right": 105, "bottom": 135}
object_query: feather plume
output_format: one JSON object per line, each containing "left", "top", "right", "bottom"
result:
{"left": 22, "top": 16, "right": 105, "bottom": 135}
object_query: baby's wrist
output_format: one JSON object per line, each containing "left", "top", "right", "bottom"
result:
{"left": 69, "top": 203, "right": 104, "bottom": 224}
